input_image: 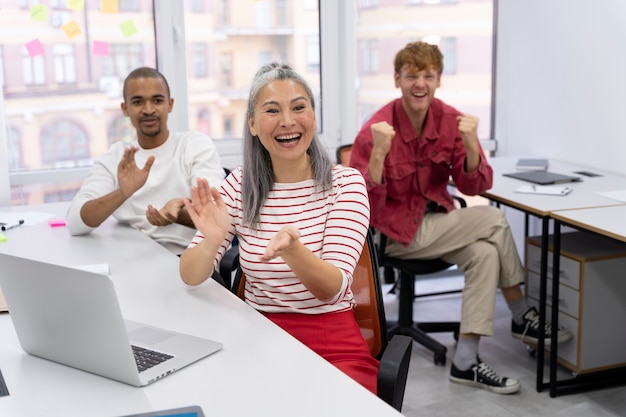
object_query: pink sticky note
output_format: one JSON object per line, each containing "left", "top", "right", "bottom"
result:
{"left": 25, "top": 39, "right": 44, "bottom": 57}
{"left": 93, "top": 41, "right": 110, "bottom": 56}
{"left": 48, "top": 219, "right": 66, "bottom": 228}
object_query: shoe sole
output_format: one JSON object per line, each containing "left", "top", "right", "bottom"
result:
{"left": 449, "top": 375, "right": 521, "bottom": 394}
{"left": 512, "top": 332, "right": 573, "bottom": 345}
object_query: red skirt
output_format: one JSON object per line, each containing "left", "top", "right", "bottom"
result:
{"left": 264, "top": 310, "right": 380, "bottom": 395}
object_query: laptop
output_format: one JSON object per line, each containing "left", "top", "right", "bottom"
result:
{"left": 503, "top": 170, "right": 582, "bottom": 185}
{"left": 0, "top": 253, "right": 223, "bottom": 387}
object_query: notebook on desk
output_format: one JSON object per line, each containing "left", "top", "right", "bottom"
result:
{"left": 0, "top": 253, "right": 223, "bottom": 387}
{"left": 503, "top": 170, "right": 582, "bottom": 185}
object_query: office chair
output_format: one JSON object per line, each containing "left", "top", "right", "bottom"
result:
{"left": 228, "top": 232, "right": 413, "bottom": 412}
{"left": 336, "top": 143, "right": 461, "bottom": 365}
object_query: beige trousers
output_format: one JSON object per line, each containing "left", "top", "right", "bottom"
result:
{"left": 386, "top": 205, "right": 524, "bottom": 336}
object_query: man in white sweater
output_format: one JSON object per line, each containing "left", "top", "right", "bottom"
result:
{"left": 66, "top": 67, "right": 225, "bottom": 254}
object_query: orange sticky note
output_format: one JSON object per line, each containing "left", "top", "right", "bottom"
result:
{"left": 62, "top": 21, "right": 82, "bottom": 39}
{"left": 101, "top": 0, "right": 118, "bottom": 13}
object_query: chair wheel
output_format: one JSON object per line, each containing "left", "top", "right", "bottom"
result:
{"left": 453, "top": 331, "right": 459, "bottom": 341}
{"left": 434, "top": 353, "right": 446, "bottom": 366}
{"left": 526, "top": 345, "right": 537, "bottom": 356}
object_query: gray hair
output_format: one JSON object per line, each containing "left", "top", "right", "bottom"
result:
{"left": 242, "top": 62, "right": 333, "bottom": 227}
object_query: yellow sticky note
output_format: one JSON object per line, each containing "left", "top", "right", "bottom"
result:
{"left": 62, "top": 21, "right": 82, "bottom": 39}
{"left": 0, "top": 233, "right": 6, "bottom": 243}
{"left": 120, "top": 20, "right": 138, "bottom": 38}
{"left": 30, "top": 4, "right": 47, "bottom": 21}
{"left": 101, "top": 0, "right": 118, "bottom": 13}
{"left": 68, "top": 0, "right": 85, "bottom": 11}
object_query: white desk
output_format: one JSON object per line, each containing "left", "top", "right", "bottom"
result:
{"left": 481, "top": 157, "right": 626, "bottom": 394}
{"left": 547, "top": 205, "right": 626, "bottom": 396}
{"left": 0, "top": 203, "right": 401, "bottom": 417}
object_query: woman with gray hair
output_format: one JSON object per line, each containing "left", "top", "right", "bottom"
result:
{"left": 180, "top": 63, "right": 379, "bottom": 393}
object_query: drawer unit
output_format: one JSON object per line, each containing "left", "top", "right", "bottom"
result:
{"left": 525, "top": 231, "right": 626, "bottom": 374}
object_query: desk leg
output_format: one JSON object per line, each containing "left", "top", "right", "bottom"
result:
{"left": 549, "top": 220, "right": 562, "bottom": 397}
{"left": 536, "top": 216, "right": 549, "bottom": 392}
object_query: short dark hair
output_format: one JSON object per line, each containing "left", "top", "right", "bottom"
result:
{"left": 122, "top": 67, "right": 171, "bottom": 101}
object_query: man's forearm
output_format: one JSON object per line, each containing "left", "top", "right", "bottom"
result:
{"left": 80, "top": 188, "right": 127, "bottom": 227}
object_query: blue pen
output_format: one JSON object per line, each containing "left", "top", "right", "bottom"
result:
{"left": 1, "top": 219, "right": 24, "bottom": 231}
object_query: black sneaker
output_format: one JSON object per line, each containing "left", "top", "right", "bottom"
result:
{"left": 449, "top": 357, "right": 521, "bottom": 394}
{"left": 511, "top": 307, "right": 572, "bottom": 345}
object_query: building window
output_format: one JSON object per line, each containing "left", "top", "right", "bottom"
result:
{"left": 277, "top": 0, "right": 288, "bottom": 26}
{"left": 0, "top": 46, "right": 4, "bottom": 89}
{"left": 219, "top": 52, "right": 233, "bottom": 88}
{"left": 358, "top": 0, "right": 378, "bottom": 9}
{"left": 53, "top": 44, "right": 76, "bottom": 84}
{"left": 41, "top": 120, "right": 89, "bottom": 167}
{"left": 190, "top": 0, "right": 205, "bottom": 13}
{"left": 439, "top": 37, "right": 457, "bottom": 75}
{"left": 107, "top": 115, "right": 134, "bottom": 147}
{"left": 118, "top": 0, "right": 141, "bottom": 12}
{"left": 306, "top": 35, "right": 320, "bottom": 72}
{"left": 220, "top": 0, "right": 230, "bottom": 25}
{"left": 223, "top": 115, "right": 234, "bottom": 138}
{"left": 22, "top": 47, "right": 46, "bottom": 86}
{"left": 102, "top": 44, "right": 144, "bottom": 79}
{"left": 7, "top": 126, "right": 22, "bottom": 170}
{"left": 358, "top": 39, "right": 379, "bottom": 74}
{"left": 197, "top": 108, "right": 210, "bottom": 135}
{"left": 192, "top": 43, "right": 208, "bottom": 78}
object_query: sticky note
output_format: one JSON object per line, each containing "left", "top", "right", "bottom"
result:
{"left": 62, "top": 21, "right": 82, "bottom": 39}
{"left": 30, "top": 4, "right": 47, "bottom": 21}
{"left": 101, "top": 0, "right": 118, "bottom": 13}
{"left": 25, "top": 39, "right": 45, "bottom": 57}
{"left": 120, "top": 20, "right": 138, "bottom": 38}
{"left": 49, "top": 219, "right": 66, "bottom": 228}
{"left": 68, "top": 0, "right": 85, "bottom": 11}
{"left": 93, "top": 41, "right": 109, "bottom": 56}
{"left": 0, "top": 233, "right": 6, "bottom": 242}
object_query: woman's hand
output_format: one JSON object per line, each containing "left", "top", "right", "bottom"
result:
{"left": 260, "top": 226, "right": 301, "bottom": 261}
{"left": 184, "top": 178, "right": 231, "bottom": 243}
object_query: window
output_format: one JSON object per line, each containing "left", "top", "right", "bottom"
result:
{"left": 358, "top": 39, "right": 379, "bottom": 74}
{"left": 223, "top": 115, "right": 234, "bottom": 138}
{"left": 306, "top": 35, "right": 320, "bottom": 72}
{"left": 41, "top": 120, "right": 89, "bottom": 167}
{"left": 0, "top": 46, "right": 4, "bottom": 88}
{"left": 219, "top": 52, "right": 233, "bottom": 89}
{"left": 355, "top": 1, "right": 493, "bottom": 140}
{"left": 1, "top": 1, "right": 156, "bottom": 205}
{"left": 53, "top": 44, "right": 76, "bottom": 84}
{"left": 23, "top": 48, "right": 46, "bottom": 86}
{"left": 107, "top": 116, "right": 134, "bottom": 147}
{"left": 192, "top": 43, "right": 208, "bottom": 78}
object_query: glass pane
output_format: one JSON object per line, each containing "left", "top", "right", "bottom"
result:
{"left": 356, "top": 0, "right": 493, "bottom": 139}
{"left": 2, "top": 0, "right": 156, "bottom": 205}
{"left": 182, "top": 0, "right": 321, "bottom": 149}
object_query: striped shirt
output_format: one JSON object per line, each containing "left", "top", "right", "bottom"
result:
{"left": 189, "top": 165, "right": 370, "bottom": 314}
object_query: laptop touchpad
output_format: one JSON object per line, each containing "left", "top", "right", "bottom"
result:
{"left": 129, "top": 327, "right": 176, "bottom": 345}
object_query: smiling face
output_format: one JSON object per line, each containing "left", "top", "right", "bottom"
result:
{"left": 121, "top": 76, "right": 173, "bottom": 149}
{"left": 248, "top": 79, "right": 316, "bottom": 174}
{"left": 395, "top": 63, "right": 441, "bottom": 124}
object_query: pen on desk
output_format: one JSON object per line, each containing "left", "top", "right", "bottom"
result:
{"left": 1, "top": 219, "right": 24, "bottom": 231}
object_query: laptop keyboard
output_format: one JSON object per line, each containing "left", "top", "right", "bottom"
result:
{"left": 132, "top": 345, "right": 174, "bottom": 373}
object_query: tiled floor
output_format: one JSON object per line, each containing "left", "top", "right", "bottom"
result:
{"left": 382, "top": 274, "right": 626, "bottom": 417}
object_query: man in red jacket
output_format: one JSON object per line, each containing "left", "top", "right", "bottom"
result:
{"left": 350, "top": 41, "right": 571, "bottom": 394}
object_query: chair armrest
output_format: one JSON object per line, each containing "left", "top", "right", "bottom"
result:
{"left": 377, "top": 334, "right": 412, "bottom": 412}
{"left": 217, "top": 245, "right": 240, "bottom": 290}
{"left": 453, "top": 195, "right": 467, "bottom": 208}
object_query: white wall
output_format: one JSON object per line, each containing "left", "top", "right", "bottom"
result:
{"left": 495, "top": 0, "right": 626, "bottom": 176}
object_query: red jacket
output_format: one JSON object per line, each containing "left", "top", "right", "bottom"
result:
{"left": 350, "top": 98, "right": 493, "bottom": 246}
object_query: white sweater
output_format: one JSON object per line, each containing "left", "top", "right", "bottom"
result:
{"left": 66, "top": 131, "right": 225, "bottom": 254}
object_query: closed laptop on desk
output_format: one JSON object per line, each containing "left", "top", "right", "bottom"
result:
{"left": 503, "top": 170, "right": 581, "bottom": 185}
{"left": 0, "top": 253, "right": 222, "bottom": 387}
